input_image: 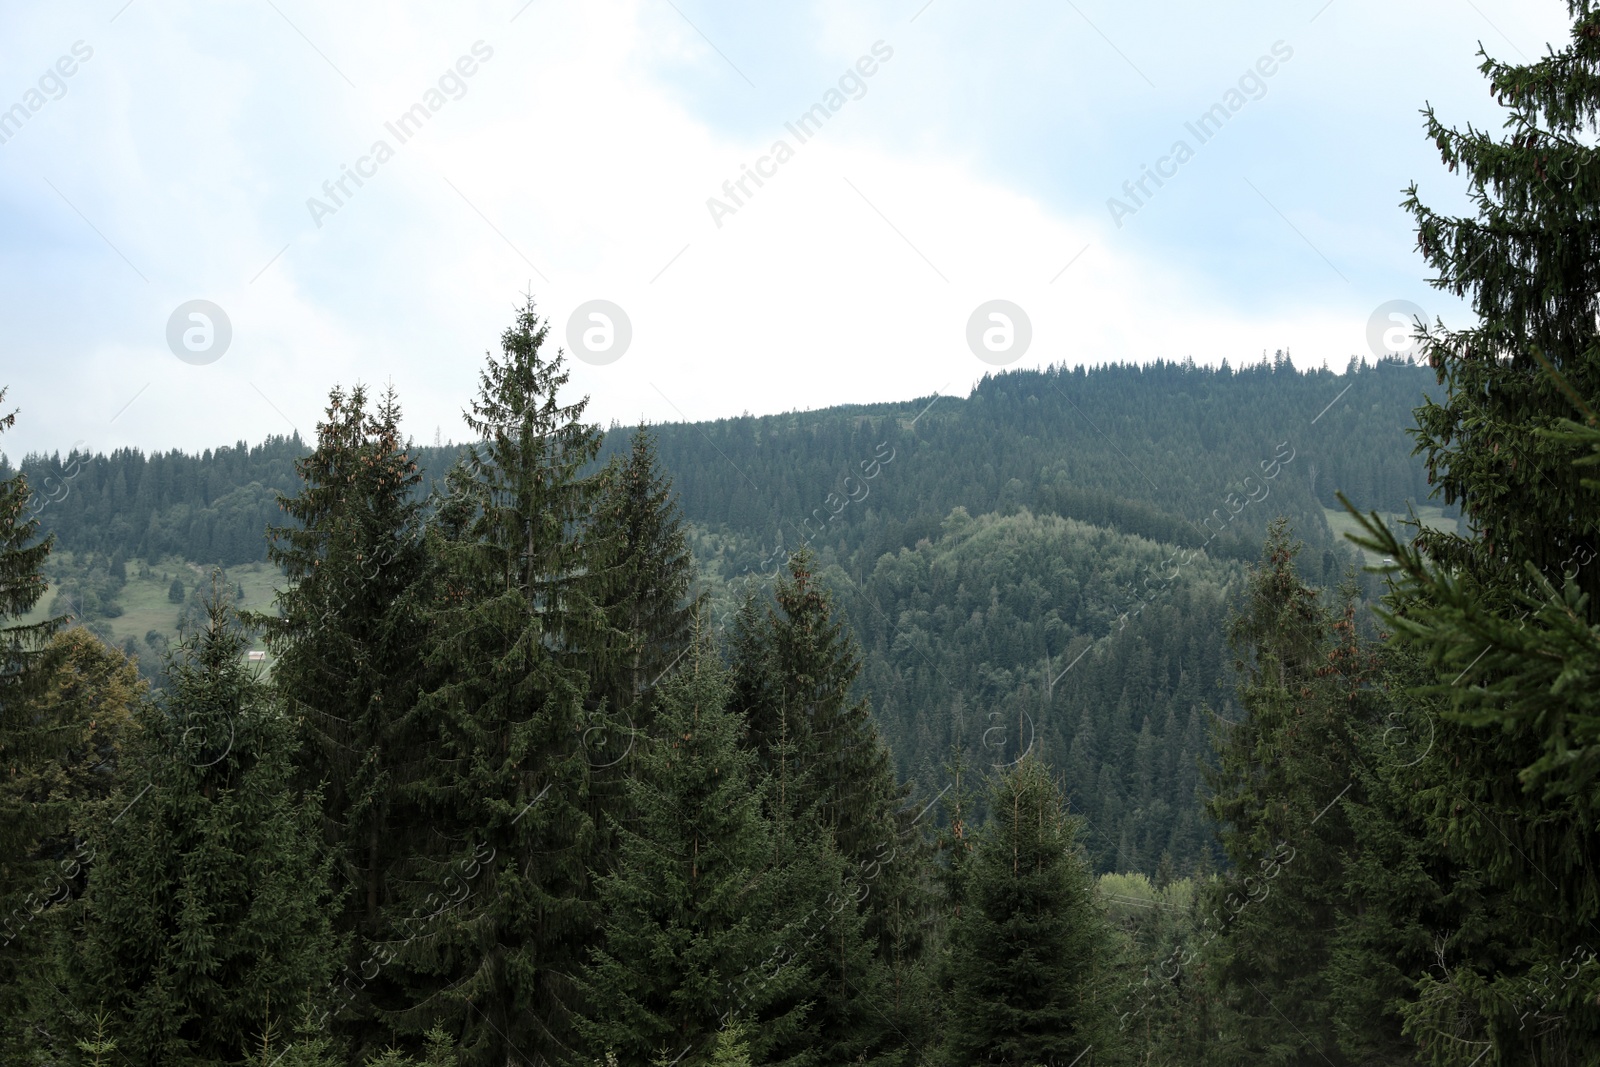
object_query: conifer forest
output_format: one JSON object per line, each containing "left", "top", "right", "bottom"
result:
{"left": 4, "top": 2, "right": 1600, "bottom": 1066}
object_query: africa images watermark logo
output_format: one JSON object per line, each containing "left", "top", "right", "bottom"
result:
{"left": 305, "top": 41, "right": 495, "bottom": 228}
{"left": 1366, "top": 299, "right": 1426, "bottom": 361}
{"left": 166, "top": 300, "right": 233, "bottom": 365}
{"left": 1107, "top": 40, "right": 1293, "bottom": 228}
{"left": 967, "top": 300, "right": 1032, "bottom": 366}
{"left": 0, "top": 40, "right": 94, "bottom": 147}
{"left": 565, "top": 299, "right": 632, "bottom": 365}
{"left": 705, "top": 41, "right": 895, "bottom": 229}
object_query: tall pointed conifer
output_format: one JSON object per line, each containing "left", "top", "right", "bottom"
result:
{"left": 1345, "top": 4, "right": 1600, "bottom": 1055}
{"left": 943, "top": 756, "right": 1106, "bottom": 1067}
{"left": 590, "top": 425, "right": 695, "bottom": 723}
{"left": 0, "top": 394, "right": 73, "bottom": 1058}
{"left": 572, "top": 628, "right": 807, "bottom": 1064}
{"left": 397, "top": 298, "right": 612, "bottom": 1065}
{"left": 254, "top": 383, "right": 433, "bottom": 1058}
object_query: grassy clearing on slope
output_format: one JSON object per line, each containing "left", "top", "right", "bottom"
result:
{"left": 1323, "top": 506, "right": 1457, "bottom": 567}
{"left": 19, "top": 555, "right": 286, "bottom": 664}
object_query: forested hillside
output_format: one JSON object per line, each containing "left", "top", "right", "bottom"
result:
{"left": 5, "top": 356, "right": 1440, "bottom": 879}
{"left": 4, "top": 437, "right": 305, "bottom": 566}
{"left": 6, "top": 354, "right": 1438, "bottom": 574}
{"left": 604, "top": 353, "right": 1437, "bottom": 578}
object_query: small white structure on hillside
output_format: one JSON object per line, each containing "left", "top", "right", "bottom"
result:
{"left": 246, "top": 650, "right": 267, "bottom": 663}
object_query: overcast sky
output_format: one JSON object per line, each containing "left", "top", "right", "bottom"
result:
{"left": 0, "top": 0, "right": 1574, "bottom": 459}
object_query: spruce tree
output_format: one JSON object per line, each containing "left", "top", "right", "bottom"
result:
{"left": 584, "top": 424, "right": 698, "bottom": 916}
{"left": 943, "top": 755, "right": 1106, "bottom": 1067}
{"left": 738, "top": 777, "right": 895, "bottom": 1066}
{"left": 396, "top": 297, "right": 612, "bottom": 1065}
{"left": 925, "top": 746, "right": 979, "bottom": 1066}
{"left": 572, "top": 629, "right": 808, "bottom": 1064}
{"left": 0, "top": 390, "right": 67, "bottom": 838}
{"left": 0, "top": 629, "right": 142, "bottom": 1062}
{"left": 1199, "top": 522, "right": 1365, "bottom": 1065}
{"left": 589, "top": 424, "right": 696, "bottom": 724}
{"left": 68, "top": 582, "right": 340, "bottom": 1066}
{"left": 1342, "top": 3, "right": 1600, "bottom": 1057}
{"left": 752, "top": 551, "right": 910, "bottom": 918}
{"left": 1325, "top": 641, "right": 1481, "bottom": 1067}
{"left": 0, "top": 393, "right": 71, "bottom": 1059}
{"left": 729, "top": 551, "right": 926, "bottom": 1063}
{"left": 725, "top": 588, "right": 775, "bottom": 756}
{"left": 253, "top": 383, "right": 433, "bottom": 1057}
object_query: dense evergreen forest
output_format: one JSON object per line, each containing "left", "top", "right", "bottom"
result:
{"left": 4, "top": 4, "right": 1600, "bottom": 1064}
{"left": 5, "top": 354, "right": 1436, "bottom": 574}
{"left": 4, "top": 356, "right": 1438, "bottom": 879}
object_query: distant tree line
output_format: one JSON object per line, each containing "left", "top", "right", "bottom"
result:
{"left": 5, "top": 355, "right": 1443, "bottom": 576}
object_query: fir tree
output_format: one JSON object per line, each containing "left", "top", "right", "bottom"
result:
{"left": 725, "top": 588, "right": 775, "bottom": 761}
{"left": 0, "top": 628, "right": 143, "bottom": 1061}
{"left": 705, "top": 1023, "right": 753, "bottom": 1067}
{"left": 583, "top": 424, "right": 699, "bottom": 919}
{"left": 758, "top": 811, "right": 892, "bottom": 1067}
{"left": 752, "top": 551, "right": 909, "bottom": 913}
{"left": 924, "top": 746, "right": 979, "bottom": 1065}
{"left": 589, "top": 424, "right": 696, "bottom": 723}
{"left": 729, "top": 551, "right": 924, "bottom": 1063}
{"left": 0, "top": 393, "right": 71, "bottom": 1059}
{"left": 1198, "top": 524, "right": 1390, "bottom": 1065}
{"left": 0, "top": 389, "right": 67, "bottom": 817}
{"left": 1325, "top": 641, "right": 1481, "bottom": 1067}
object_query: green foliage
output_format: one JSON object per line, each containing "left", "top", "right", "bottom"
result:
{"left": 17, "top": 435, "right": 304, "bottom": 567}
{"left": 590, "top": 424, "right": 697, "bottom": 724}
{"left": 1322, "top": 4, "right": 1600, "bottom": 1060}
{"left": 583, "top": 425, "right": 700, "bottom": 954}
{"left": 395, "top": 297, "right": 610, "bottom": 1066}
{"left": 0, "top": 395, "right": 74, "bottom": 1060}
{"left": 74, "top": 1010, "right": 117, "bottom": 1066}
{"left": 20, "top": 360, "right": 1437, "bottom": 584}
{"left": 572, "top": 631, "right": 803, "bottom": 1064}
{"left": 728, "top": 550, "right": 930, "bottom": 1064}
{"left": 3, "top": 75, "right": 1568, "bottom": 1061}
{"left": 745, "top": 549, "right": 899, "bottom": 862}
{"left": 66, "top": 583, "right": 341, "bottom": 1066}
{"left": 0, "top": 389, "right": 67, "bottom": 702}
{"left": 358, "top": 1026, "right": 459, "bottom": 1067}
{"left": 1326, "top": 642, "right": 1475, "bottom": 1067}
{"left": 705, "top": 1022, "right": 753, "bottom": 1067}
{"left": 943, "top": 756, "right": 1107, "bottom": 1067}
{"left": 1100, "top": 873, "right": 1206, "bottom": 1062}
{"left": 252, "top": 382, "right": 434, "bottom": 1059}
{"left": 0, "top": 630, "right": 142, "bottom": 1062}
{"left": 15, "top": 357, "right": 1447, "bottom": 895}
{"left": 836, "top": 506, "right": 1244, "bottom": 877}
{"left": 1197, "top": 523, "right": 1375, "bottom": 1065}
{"left": 602, "top": 358, "right": 1434, "bottom": 582}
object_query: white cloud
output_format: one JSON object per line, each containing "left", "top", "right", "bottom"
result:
{"left": 0, "top": 0, "right": 1573, "bottom": 458}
